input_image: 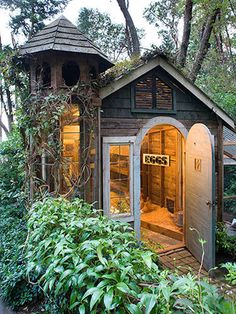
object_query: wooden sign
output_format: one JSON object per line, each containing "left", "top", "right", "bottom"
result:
{"left": 143, "top": 154, "right": 170, "bottom": 167}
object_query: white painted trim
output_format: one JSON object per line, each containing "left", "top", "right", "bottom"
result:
{"left": 103, "top": 136, "right": 136, "bottom": 144}
{"left": 159, "top": 59, "right": 234, "bottom": 129}
{"left": 102, "top": 136, "right": 135, "bottom": 222}
{"left": 99, "top": 57, "right": 234, "bottom": 129}
{"left": 133, "top": 117, "right": 188, "bottom": 239}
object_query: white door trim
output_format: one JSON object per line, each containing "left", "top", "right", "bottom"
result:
{"left": 103, "top": 136, "right": 135, "bottom": 222}
{"left": 133, "top": 117, "right": 188, "bottom": 239}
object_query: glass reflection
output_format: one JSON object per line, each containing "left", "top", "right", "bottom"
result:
{"left": 110, "top": 145, "right": 130, "bottom": 216}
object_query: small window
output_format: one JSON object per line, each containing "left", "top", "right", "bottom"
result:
{"left": 62, "top": 61, "right": 80, "bottom": 86}
{"left": 134, "top": 75, "right": 173, "bottom": 111}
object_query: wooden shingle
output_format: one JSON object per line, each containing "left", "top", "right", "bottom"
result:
{"left": 20, "top": 15, "right": 113, "bottom": 70}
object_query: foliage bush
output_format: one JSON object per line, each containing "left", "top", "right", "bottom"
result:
{"left": 27, "top": 197, "right": 236, "bottom": 314}
{"left": 0, "top": 130, "right": 41, "bottom": 309}
{"left": 222, "top": 263, "right": 236, "bottom": 285}
{"left": 216, "top": 223, "right": 236, "bottom": 260}
{"left": 0, "top": 130, "right": 25, "bottom": 203}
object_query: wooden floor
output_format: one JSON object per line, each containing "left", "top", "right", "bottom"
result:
{"left": 141, "top": 207, "right": 183, "bottom": 241}
{"left": 141, "top": 227, "right": 182, "bottom": 251}
{"left": 159, "top": 247, "right": 208, "bottom": 277}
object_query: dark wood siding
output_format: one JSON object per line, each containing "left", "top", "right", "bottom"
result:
{"left": 101, "top": 67, "right": 218, "bottom": 136}
{"left": 101, "top": 65, "right": 221, "bottom": 210}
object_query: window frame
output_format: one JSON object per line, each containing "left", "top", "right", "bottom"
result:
{"left": 131, "top": 73, "right": 176, "bottom": 114}
{"left": 103, "top": 136, "right": 135, "bottom": 222}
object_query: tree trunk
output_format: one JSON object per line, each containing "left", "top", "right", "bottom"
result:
{"left": 0, "top": 34, "right": 13, "bottom": 134}
{"left": 0, "top": 116, "right": 9, "bottom": 136}
{"left": 188, "top": 7, "right": 220, "bottom": 82}
{"left": 177, "top": 0, "right": 193, "bottom": 67}
{"left": 116, "top": 0, "right": 140, "bottom": 57}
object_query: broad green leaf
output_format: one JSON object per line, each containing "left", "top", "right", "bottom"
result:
{"left": 161, "top": 286, "right": 171, "bottom": 303}
{"left": 77, "top": 272, "right": 87, "bottom": 287}
{"left": 120, "top": 266, "right": 132, "bottom": 281}
{"left": 43, "top": 280, "right": 49, "bottom": 293}
{"left": 97, "top": 243, "right": 107, "bottom": 266}
{"left": 104, "top": 288, "right": 114, "bottom": 310}
{"left": 54, "top": 241, "right": 64, "bottom": 256}
{"left": 59, "top": 269, "right": 73, "bottom": 281}
{"left": 49, "top": 277, "right": 56, "bottom": 291}
{"left": 69, "top": 301, "right": 80, "bottom": 310}
{"left": 126, "top": 303, "right": 143, "bottom": 314}
{"left": 116, "top": 282, "right": 130, "bottom": 294}
{"left": 90, "top": 288, "right": 104, "bottom": 311}
{"left": 82, "top": 287, "right": 99, "bottom": 300}
{"left": 143, "top": 294, "right": 156, "bottom": 314}
{"left": 142, "top": 252, "right": 152, "bottom": 269}
{"left": 76, "top": 262, "right": 87, "bottom": 272}
{"left": 70, "top": 290, "right": 78, "bottom": 307}
{"left": 173, "top": 298, "right": 194, "bottom": 311}
{"left": 54, "top": 266, "right": 64, "bottom": 273}
{"left": 55, "top": 282, "right": 63, "bottom": 295}
{"left": 79, "top": 304, "right": 86, "bottom": 314}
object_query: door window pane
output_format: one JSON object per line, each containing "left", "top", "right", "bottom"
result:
{"left": 110, "top": 145, "right": 131, "bottom": 216}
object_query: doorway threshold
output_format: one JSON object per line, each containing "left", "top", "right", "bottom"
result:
{"left": 157, "top": 243, "right": 185, "bottom": 254}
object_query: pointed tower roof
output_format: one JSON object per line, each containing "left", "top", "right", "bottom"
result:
{"left": 20, "top": 15, "right": 113, "bottom": 71}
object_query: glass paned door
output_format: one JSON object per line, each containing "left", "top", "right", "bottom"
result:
{"left": 103, "top": 137, "right": 135, "bottom": 222}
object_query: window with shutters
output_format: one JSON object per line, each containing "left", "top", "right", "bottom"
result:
{"left": 133, "top": 74, "right": 174, "bottom": 112}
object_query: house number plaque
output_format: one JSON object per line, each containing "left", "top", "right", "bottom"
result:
{"left": 143, "top": 154, "right": 170, "bottom": 167}
{"left": 194, "top": 158, "right": 202, "bottom": 172}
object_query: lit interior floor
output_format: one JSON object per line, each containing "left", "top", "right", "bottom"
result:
{"left": 141, "top": 205, "right": 183, "bottom": 243}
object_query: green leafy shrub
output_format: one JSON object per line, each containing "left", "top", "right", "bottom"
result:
{"left": 216, "top": 223, "right": 236, "bottom": 259}
{"left": 0, "top": 205, "right": 40, "bottom": 308}
{"left": 223, "top": 263, "right": 236, "bottom": 285}
{"left": 0, "top": 130, "right": 25, "bottom": 204}
{"left": 0, "top": 130, "right": 41, "bottom": 309}
{"left": 27, "top": 197, "right": 236, "bottom": 313}
{"left": 27, "top": 197, "right": 160, "bottom": 313}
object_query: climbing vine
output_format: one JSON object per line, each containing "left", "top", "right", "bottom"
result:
{"left": 18, "top": 81, "right": 99, "bottom": 199}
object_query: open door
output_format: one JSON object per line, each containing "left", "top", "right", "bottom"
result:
{"left": 186, "top": 123, "right": 215, "bottom": 271}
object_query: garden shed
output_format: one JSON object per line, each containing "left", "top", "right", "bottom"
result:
{"left": 20, "top": 16, "right": 235, "bottom": 271}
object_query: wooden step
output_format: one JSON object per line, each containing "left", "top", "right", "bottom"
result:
{"left": 141, "top": 220, "right": 183, "bottom": 241}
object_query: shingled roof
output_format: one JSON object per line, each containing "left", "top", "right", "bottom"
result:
{"left": 20, "top": 15, "right": 113, "bottom": 71}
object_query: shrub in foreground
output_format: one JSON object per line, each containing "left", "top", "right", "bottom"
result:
{"left": 0, "top": 131, "right": 40, "bottom": 309}
{"left": 27, "top": 197, "right": 235, "bottom": 313}
{"left": 216, "top": 222, "right": 236, "bottom": 260}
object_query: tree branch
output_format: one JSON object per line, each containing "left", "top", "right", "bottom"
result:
{"left": 116, "top": 0, "right": 140, "bottom": 56}
{"left": 177, "top": 0, "right": 193, "bottom": 67}
{"left": 188, "top": 7, "right": 220, "bottom": 82}
{"left": 0, "top": 117, "right": 9, "bottom": 135}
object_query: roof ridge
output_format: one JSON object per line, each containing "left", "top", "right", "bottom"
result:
{"left": 52, "top": 16, "right": 64, "bottom": 50}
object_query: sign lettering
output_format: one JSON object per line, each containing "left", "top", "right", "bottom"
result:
{"left": 143, "top": 154, "right": 170, "bottom": 167}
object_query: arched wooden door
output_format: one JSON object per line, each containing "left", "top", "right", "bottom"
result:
{"left": 186, "top": 123, "right": 216, "bottom": 271}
